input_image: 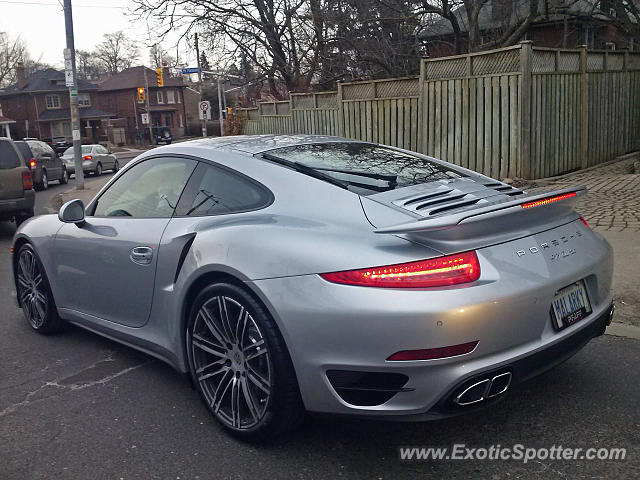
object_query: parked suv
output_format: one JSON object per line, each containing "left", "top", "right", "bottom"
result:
{"left": 42, "top": 136, "right": 73, "bottom": 154}
{"left": 0, "top": 138, "right": 35, "bottom": 226}
{"left": 14, "top": 140, "right": 68, "bottom": 190}
{"left": 152, "top": 126, "right": 173, "bottom": 145}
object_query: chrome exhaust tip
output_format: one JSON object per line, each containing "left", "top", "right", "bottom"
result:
{"left": 454, "top": 372, "right": 512, "bottom": 406}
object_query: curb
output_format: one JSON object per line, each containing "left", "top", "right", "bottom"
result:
{"left": 605, "top": 322, "right": 640, "bottom": 340}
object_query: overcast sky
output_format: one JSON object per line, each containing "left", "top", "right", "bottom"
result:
{"left": 0, "top": 0, "right": 194, "bottom": 69}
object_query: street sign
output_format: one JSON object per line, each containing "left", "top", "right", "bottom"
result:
{"left": 141, "top": 113, "right": 150, "bottom": 124}
{"left": 182, "top": 67, "right": 201, "bottom": 74}
{"left": 199, "top": 100, "right": 211, "bottom": 120}
{"left": 64, "top": 48, "right": 74, "bottom": 87}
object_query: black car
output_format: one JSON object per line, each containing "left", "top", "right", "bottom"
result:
{"left": 42, "top": 136, "right": 73, "bottom": 154}
{"left": 152, "top": 126, "right": 173, "bottom": 145}
{"left": 14, "top": 140, "right": 68, "bottom": 190}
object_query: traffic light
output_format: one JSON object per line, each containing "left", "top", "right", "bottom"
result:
{"left": 137, "top": 87, "right": 145, "bottom": 102}
{"left": 156, "top": 67, "right": 163, "bottom": 87}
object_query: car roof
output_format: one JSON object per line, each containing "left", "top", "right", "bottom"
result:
{"left": 164, "top": 134, "right": 360, "bottom": 155}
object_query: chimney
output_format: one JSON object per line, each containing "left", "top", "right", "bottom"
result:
{"left": 16, "top": 62, "right": 26, "bottom": 89}
{"left": 162, "top": 64, "right": 170, "bottom": 81}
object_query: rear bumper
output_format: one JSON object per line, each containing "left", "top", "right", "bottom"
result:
{"left": 250, "top": 219, "right": 614, "bottom": 418}
{"left": 0, "top": 190, "right": 35, "bottom": 218}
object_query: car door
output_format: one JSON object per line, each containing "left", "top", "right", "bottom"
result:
{"left": 99, "top": 145, "right": 114, "bottom": 169}
{"left": 53, "top": 156, "right": 198, "bottom": 327}
{"left": 41, "top": 142, "right": 61, "bottom": 180}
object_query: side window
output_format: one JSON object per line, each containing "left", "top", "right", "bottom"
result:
{"left": 176, "top": 162, "right": 272, "bottom": 216}
{"left": 92, "top": 157, "right": 197, "bottom": 218}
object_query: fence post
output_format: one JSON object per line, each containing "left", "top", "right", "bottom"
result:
{"left": 580, "top": 45, "right": 588, "bottom": 170}
{"left": 519, "top": 41, "right": 533, "bottom": 179}
{"left": 337, "top": 82, "right": 345, "bottom": 137}
{"left": 417, "top": 57, "right": 426, "bottom": 153}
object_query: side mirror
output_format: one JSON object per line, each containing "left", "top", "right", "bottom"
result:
{"left": 58, "top": 199, "right": 85, "bottom": 226}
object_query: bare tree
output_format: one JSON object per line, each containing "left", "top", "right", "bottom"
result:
{"left": 134, "top": 0, "right": 326, "bottom": 97}
{"left": 0, "top": 32, "right": 27, "bottom": 87}
{"left": 76, "top": 50, "right": 106, "bottom": 80}
{"left": 95, "top": 31, "right": 140, "bottom": 75}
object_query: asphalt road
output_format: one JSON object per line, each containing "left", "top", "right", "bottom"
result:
{"left": 0, "top": 153, "right": 638, "bottom": 478}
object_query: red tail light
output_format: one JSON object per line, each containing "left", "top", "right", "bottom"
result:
{"left": 82, "top": 155, "right": 92, "bottom": 161}
{"left": 520, "top": 192, "right": 576, "bottom": 209}
{"left": 579, "top": 216, "right": 591, "bottom": 229}
{"left": 22, "top": 171, "right": 33, "bottom": 190}
{"left": 387, "top": 341, "right": 479, "bottom": 361}
{"left": 29, "top": 158, "right": 36, "bottom": 168}
{"left": 320, "top": 251, "right": 480, "bottom": 288}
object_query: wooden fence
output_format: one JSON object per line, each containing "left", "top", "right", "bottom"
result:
{"left": 241, "top": 42, "right": 640, "bottom": 180}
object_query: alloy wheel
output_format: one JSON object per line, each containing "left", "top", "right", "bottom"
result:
{"left": 190, "top": 295, "right": 272, "bottom": 430}
{"left": 41, "top": 171, "right": 48, "bottom": 189}
{"left": 95, "top": 163, "right": 102, "bottom": 176}
{"left": 16, "top": 248, "right": 48, "bottom": 329}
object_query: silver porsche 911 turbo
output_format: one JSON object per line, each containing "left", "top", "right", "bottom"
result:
{"left": 12, "top": 135, "right": 614, "bottom": 441}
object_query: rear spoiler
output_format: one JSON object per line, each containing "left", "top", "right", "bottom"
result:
{"left": 374, "top": 186, "right": 586, "bottom": 234}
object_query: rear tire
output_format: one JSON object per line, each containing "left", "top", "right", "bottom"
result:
{"left": 14, "top": 244, "right": 64, "bottom": 334}
{"left": 35, "top": 170, "right": 48, "bottom": 191}
{"left": 59, "top": 168, "right": 68, "bottom": 185}
{"left": 112, "top": 159, "right": 119, "bottom": 173}
{"left": 95, "top": 163, "right": 102, "bottom": 176}
{"left": 186, "top": 283, "right": 304, "bottom": 441}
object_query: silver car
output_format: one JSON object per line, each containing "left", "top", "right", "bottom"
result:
{"left": 61, "top": 144, "right": 119, "bottom": 176}
{"left": 11, "top": 135, "right": 614, "bottom": 441}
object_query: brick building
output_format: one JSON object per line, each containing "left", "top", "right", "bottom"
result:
{"left": 421, "top": 0, "right": 638, "bottom": 58}
{"left": 97, "top": 66, "right": 188, "bottom": 143}
{"left": 0, "top": 63, "right": 114, "bottom": 142}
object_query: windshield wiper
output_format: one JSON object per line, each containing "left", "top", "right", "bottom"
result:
{"left": 261, "top": 153, "right": 350, "bottom": 190}
{"left": 310, "top": 166, "right": 398, "bottom": 185}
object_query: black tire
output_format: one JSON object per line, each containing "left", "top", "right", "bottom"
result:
{"left": 112, "top": 159, "right": 119, "bottom": 173}
{"left": 95, "top": 163, "right": 102, "bottom": 176}
{"left": 59, "top": 167, "right": 69, "bottom": 185}
{"left": 14, "top": 244, "right": 64, "bottom": 334}
{"left": 186, "top": 283, "right": 304, "bottom": 441}
{"left": 14, "top": 209, "right": 34, "bottom": 227}
{"left": 35, "top": 169, "right": 48, "bottom": 191}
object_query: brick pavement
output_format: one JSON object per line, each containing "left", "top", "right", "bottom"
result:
{"left": 524, "top": 157, "right": 640, "bottom": 232}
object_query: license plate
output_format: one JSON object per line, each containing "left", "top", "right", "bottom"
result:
{"left": 550, "top": 280, "right": 591, "bottom": 330}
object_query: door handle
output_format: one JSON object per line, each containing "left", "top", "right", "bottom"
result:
{"left": 130, "top": 246, "right": 153, "bottom": 265}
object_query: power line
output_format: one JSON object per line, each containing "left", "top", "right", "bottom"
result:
{"left": 0, "top": 0, "right": 127, "bottom": 8}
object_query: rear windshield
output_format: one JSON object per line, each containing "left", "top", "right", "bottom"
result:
{"left": 265, "top": 142, "right": 464, "bottom": 194}
{"left": 63, "top": 146, "right": 92, "bottom": 156}
{"left": 14, "top": 142, "right": 32, "bottom": 161}
{"left": 0, "top": 141, "right": 21, "bottom": 169}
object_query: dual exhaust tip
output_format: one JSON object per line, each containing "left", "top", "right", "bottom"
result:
{"left": 454, "top": 372, "right": 512, "bottom": 406}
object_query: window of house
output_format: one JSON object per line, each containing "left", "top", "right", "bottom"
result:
{"left": 179, "top": 114, "right": 184, "bottom": 127}
{"left": 45, "top": 95, "right": 60, "bottom": 109}
{"left": 167, "top": 90, "right": 175, "bottom": 104}
{"left": 157, "top": 91, "right": 164, "bottom": 104}
{"left": 177, "top": 91, "right": 182, "bottom": 103}
{"left": 78, "top": 93, "right": 91, "bottom": 106}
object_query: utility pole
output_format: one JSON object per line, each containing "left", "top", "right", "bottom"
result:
{"left": 63, "top": 0, "right": 84, "bottom": 190}
{"left": 195, "top": 33, "right": 207, "bottom": 137}
{"left": 217, "top": 77, "right": 224, "bottom": 136}
{"left": 143, "top": 67, "right": 153, "bottom": 145}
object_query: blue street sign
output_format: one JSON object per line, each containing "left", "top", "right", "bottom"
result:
{"left": 181, "top": 67, "right": 201, "bottom": 74}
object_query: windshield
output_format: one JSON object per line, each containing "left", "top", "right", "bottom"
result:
{"left": 265, "top": 143, "right": 464, "bottom": 194}
{"left": 63, "top": 146, "right": 92, "bottom": 156}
